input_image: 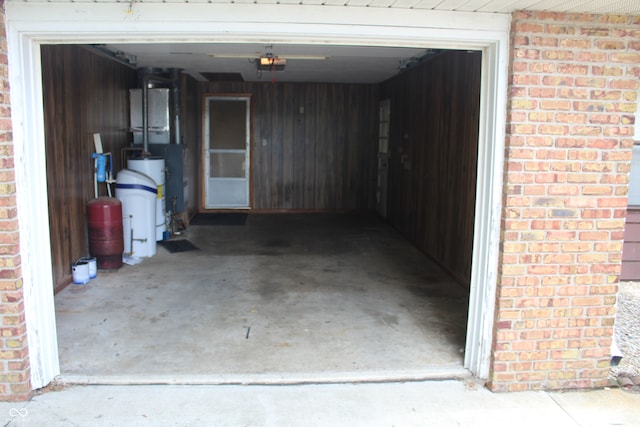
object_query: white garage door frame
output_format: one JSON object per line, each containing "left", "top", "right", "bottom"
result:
{"left": 4, "top": 2, "right": 510, "bottom": 389}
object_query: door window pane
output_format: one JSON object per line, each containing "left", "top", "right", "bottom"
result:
{"left": 210, "top": 153, "right": 246, "bottom": 178}
{"left": 210, "top": 100, "right": 247, "bottom": 150}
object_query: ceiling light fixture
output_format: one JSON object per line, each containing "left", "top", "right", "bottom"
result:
{"left": 257, "top": 54, "right": 286, "bottom": 71}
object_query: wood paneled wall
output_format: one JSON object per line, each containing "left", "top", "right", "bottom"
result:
{"left": 381, "top": 50, "right": 482, "bottom": 285}
{"left": 42, "top": 45, "right": 137, "bottom": 291}
{"left": 200, "top": 82, "right": 379, "bottom": 211}
{"left": 41, "top": 46, "right": 478, "bottom": 288}
{"left": 180, "top": 74, "right": 201, "bottom": 218}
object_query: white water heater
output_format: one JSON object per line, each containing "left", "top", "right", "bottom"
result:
{"left": 115, "top": 169, "right": 157, "bottom": 258}
{"left": 128, "top": 157, "right": 165, "bottom": 241}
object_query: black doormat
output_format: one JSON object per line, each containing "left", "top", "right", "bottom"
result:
{"left": 190, "top": 213, "right": 248, "bottom": 226}
{"left": 158, "top": 239, "right": 200, "bottom": 253}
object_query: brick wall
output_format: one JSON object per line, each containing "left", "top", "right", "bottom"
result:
{"left": 0, "top": 6, "right": 637, "bottom": 400}
{"left": 491, "top": 11, "right": 639, "bottom": 392}
{"left": 0, "top": 10, "right": 31, "bottom": 401}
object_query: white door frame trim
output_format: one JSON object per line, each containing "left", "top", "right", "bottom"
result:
{"left": 4, "top": 2, "right": 509, "bottom": 388}
{"left": 203, "top": 95, "right": 252, "bottom": 209}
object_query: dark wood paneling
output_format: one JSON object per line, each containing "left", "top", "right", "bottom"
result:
{"left": 41, "top": 45, "right": 137, "bottom": 291}
{"left": 381, "top": 50, "right": 482, "bottom": 286}
{"left": 200, "top": 82, "right": 378, "bottom": 211}
{"left": 180, "top": 74, "right": 201, "bottom": 219}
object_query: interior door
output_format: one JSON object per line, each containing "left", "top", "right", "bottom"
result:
{"left": 203, "top": 96, "right": 251, "bottom": 209}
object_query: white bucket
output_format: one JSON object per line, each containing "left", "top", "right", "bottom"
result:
{"left": 79, "top": 257, "right": 97, "bottom": 279}
{"left": 72, "top": 261, "right": 90, "bottom": 285}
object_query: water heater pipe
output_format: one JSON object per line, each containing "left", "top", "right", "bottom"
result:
{"left": 170, "top": 68, "right": 182, "bottom": 146}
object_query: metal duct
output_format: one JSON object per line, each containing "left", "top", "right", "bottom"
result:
{"left": 138, "top": 68, "right": 182, "bottom": 154}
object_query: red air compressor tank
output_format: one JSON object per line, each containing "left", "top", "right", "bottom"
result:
{"left": 87, "top": 197, "right": 124, "bottom": 270}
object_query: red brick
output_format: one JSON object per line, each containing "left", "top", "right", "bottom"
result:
{"left": 591, "top": 264, "right": 620, "bottom": 274}
{"left": 513, "top": 48, "right": 541, "bottom": 60}
{"left": 561, "top": 242, "right": 592, "bottom": 252}
{"left": 538, "top": 150, "right": 570, "bottom": 161}
{"left": 534, "top": 361, "right": 564, "bottom": 370}
{"left": 551, "top": 349, "right": 580, "bottom": 359}
{"left": 548, "top": 184, "right": 579, "bottom": 195}
{"left": 595, "top": 39, "right": 626, "bottom": 50}
{"left": 542, "top": 50, "right": 574, "bottom": 60}
{"left": 529, "top": 87, "right": 557, "bottom": 98}
{"left": 493, "top": 362, "right": 508, "bottom": 372}
{"left": 528, "top": 265, "right": 559, "bottom": 275}
{"left": 538, "top": 340, "right": 567, "bottom": 350}
{"left": 573, "top": 297, "right": 603, "bottom": 306}
{"left": 561, "top": 264, "right": 590, "bottom": 275}
{"left": 556, "top": 138, "right": 586, "bottom": 148}
{"left": 534, "top": 11, "right": 568, "bottom": 21}
{"left": 524, "top": 161, "right": 551, "bottom": 172}
{"left": 604, "top": 126, "right": 633, "bottom": 137}
{"left": 513, "top": 74, "right": 541, "bottom": 85}
{"left": 542, "top": 276, "right": 570, "bottom": 286}
{"left": 589, "top": 285, "right": 617, "bottom": 295}
{"left": 519, "top": 350, "right": 550, "bottom": 361}
{"left": 577, "top": 253, "right": 607, "bottom": 263}
{"left": 580, "top": 27, "right": 610, "bottom": 37}
{"left": 514, "top": 22, "right": 545, "bottom": 33}
{"left": 547, "top": 231, "right": 576, "bottom": 241}
{"left": 542, "top": 75, "right": 574, "bottom": 86}
{"left": 573, "top": 101, "right": 605, "bottom": 112}
{"left": 531, "top": 36, "right": 559, "bottom": 47}
{"left": 581, "top": 348, "right": 609, "bottom": 358}
{"left": 587, "top": 139, "right": 618, "bottom": 149}
{"left": 605, "top": 102, "right": 637, "bottom": 113}
{"left": 592, "top": 66, "right": 624, "bottom": 76}
{"left": 591, "top": 90, "right": 621, "bottom": 101}
{"left": 609, "top": 79, "right": 639, "bottom": 90}
{"left": 581, "top": 52, "right": 609, "bottom": 63}
{"left": 523, "top": 185, "right": 546, "bottom": 196}
{"left": 529, "top": 63, "right": 557, "bottom": 74}
{"left": 540, "top": 100, "right": 571, "bottom": 110}
{"left": 511, "top": 99, "right": 538, "bottom": 110}
{"left": 566, "top": 174, "right": 598, "bottom": 184}
{"left": 559, "top": 39, "right": 591, "bottom": 49}
{"left": 556, "top": 113, "right": 587, "bottom": 124}
{"left": 533, "top": 173, "right": 561, "bottom": 183}
{"left": 557, "top": 64, "right": 589, "bottom": 75}
{"left": 589, "top": 114, "right": 619, "bottom": 124}
{"left": 610, "top": 53, "right": 640, "bottom": 63}
{"left": 546, "top": 25, "right": 575, "bottom": 35}
{"left": 563, "top": 220, "right": 594, "bottom": 230}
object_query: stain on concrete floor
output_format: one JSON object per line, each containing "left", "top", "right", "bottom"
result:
{"left": 56, "top": 214, "right": 469, "bottom": 382}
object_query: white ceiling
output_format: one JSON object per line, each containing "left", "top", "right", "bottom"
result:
{"left": 102, "top": 43, "right": 439, "bottom": 84}
{"left": 14, "top": 0, "right": 640, "bottom": 13}
{"left": 88, "top": 0, "right": 639, "bottom": 83}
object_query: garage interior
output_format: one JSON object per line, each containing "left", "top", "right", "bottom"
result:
{"left": 43, "top": 43, "right": 482, "bottom": 381}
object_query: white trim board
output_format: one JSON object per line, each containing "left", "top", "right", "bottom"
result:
{"left": 4, "top": 2, "right": 510, "bottom": 388}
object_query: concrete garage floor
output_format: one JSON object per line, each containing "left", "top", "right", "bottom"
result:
{"left": 55, "top": 214, "right": 470, "bottom": 384}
